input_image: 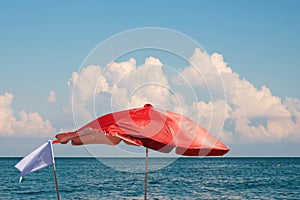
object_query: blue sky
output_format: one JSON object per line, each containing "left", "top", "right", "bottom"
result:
{"left": 1, "top": 1, "right": 300, "bottom": 157}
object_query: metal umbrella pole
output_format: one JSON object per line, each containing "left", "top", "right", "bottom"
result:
{"left": 144, "top": 147, "right": 149, "bottom": 200}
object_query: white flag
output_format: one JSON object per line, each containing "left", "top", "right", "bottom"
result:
{"left": 15, "top": 140, "right": 55, "bottom": 181}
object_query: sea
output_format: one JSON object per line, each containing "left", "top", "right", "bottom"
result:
{"left": 1, "top": 157, "right": 300, "bottom": 199}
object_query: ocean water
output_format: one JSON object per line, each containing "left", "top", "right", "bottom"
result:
{"left": 1, "top": 157, "right": 300, "bottom": 199}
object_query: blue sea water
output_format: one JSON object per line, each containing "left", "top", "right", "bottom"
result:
{"left": 1, "top": 157, "right": 300, "bottom": 199}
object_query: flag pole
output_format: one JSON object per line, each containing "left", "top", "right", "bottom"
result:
{"left": 49, "top": 140, "right": 60, "bottom": 200}
{"left": 52, "top": 163, "right": 60, "bottom": 200}
{"left": 144, "top": 147, "right": 149, "bottom": 200}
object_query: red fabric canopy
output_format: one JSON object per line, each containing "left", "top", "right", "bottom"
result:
{"left": 55, "top": 104, "right": 229, "bottom": 156}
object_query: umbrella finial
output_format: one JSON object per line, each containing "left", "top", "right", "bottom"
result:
{"left": 144, "top": 104, "right": 153, "bottom": 108}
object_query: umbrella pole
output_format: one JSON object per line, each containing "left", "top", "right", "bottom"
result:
{"left": 144, "top": 147, "right": 149, "bottom": 200}
{"left": 52, "top": 163, "right": 60, "bottom": 200}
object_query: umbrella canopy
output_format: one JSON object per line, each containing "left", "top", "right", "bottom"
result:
{"left": 55, "top": 104, "right": 229, "bottom": 156}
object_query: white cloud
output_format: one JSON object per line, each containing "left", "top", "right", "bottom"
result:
{"left": 67, "top": 57, "right": 174, "bottom": 126}
{"left": 104, "top": 58, "right": 136, "bottom": 85}
{"left": 66, "top": 48, "right": 300, "bottom": 143}
{"left": 0, "top": 93, "right": 15, "bottom": 135}
{"left": 68, "top": 65, "right": 109, "bottom": 103}
{"left": 65, "top": 65, "right": 110, "bottom": 123}
{"left": 176, "top": 49, "right": 300, "bottom": 143}
{"left": 211, "top": 52, "right": 299, "bottom": 143}
{"left": 284, "top": 97, "right": 300, "bottom": 117}
{"left": 47, "top": 90, "right": 56, "bottom": 103}
{"left": 111, "top": 58, "right": 171, "bottom": 109}
{"left": 172, "top": 99, "right": 232, "bottom": 143}
{"left": 173, "top": 99, "right": 231, "bottom": 128}
{"left": 0, "top": 93, "right": 55, "bottom": 137}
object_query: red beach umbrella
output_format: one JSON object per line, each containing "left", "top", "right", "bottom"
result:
{"left": 54, "top": 104, "right": 229, "bottom": 199}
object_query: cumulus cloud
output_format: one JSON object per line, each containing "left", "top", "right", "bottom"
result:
{"left": 47, "top": 90, "right": 56, "bottom": 103}
{"left": 176, "top": 49, "right": 300, "bottom": 143}
{"left": 110, "top": 57, "right": 170, "bottom": 109}
{"left": 173, "top": 99, "right": 231, "bottom": 141}
{"left": 66, "top": 57, "right": 175, "bottom": 126}
{"left": 64, "top": 65, "right": 110, "bottom": 123}
{"left": 0, "top": 93, "right": 15, "bottom": 135}
{"left": 284, "top": 97, "right": 300, "bottom": 117}
{"left": 66, "top": 48, "right": 300, "bottom": 143}
{"left": 0, "top": 93, "right": 55, "bottom": 137}
{"left": 68, "top": 65, "right": 109, "bottom": 103}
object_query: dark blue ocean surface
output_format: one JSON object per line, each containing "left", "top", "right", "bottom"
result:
{"left": 1, "top": 157, "right": 300, "bottom": 199}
